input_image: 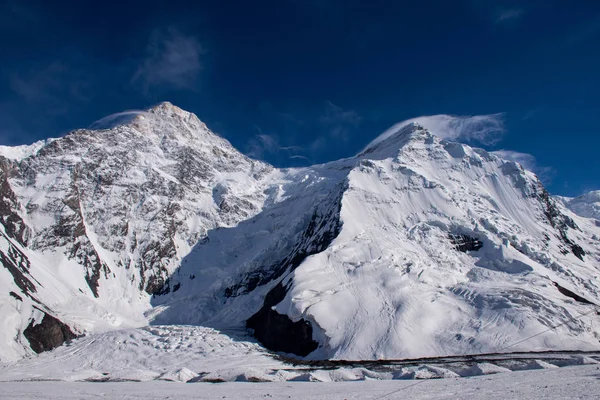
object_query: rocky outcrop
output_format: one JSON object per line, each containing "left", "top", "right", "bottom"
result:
{"left": 245, "top": 186, "right": 344, "bottom": 356}
{"left": 0, "top": 158, "right": 29, "bottom": 246}
{"left": 553, "top": 282, "right": 596, "bottom": 305}
{"left": 0, "top": 232, "right": 36, "bottom": 296}
{"left": 449, "top": 234, "right": 483, "bottom": 252}
{"left": 23, "top": 312, "right": 76, "bottom": 353}
{"left": 247, "top": 282, "right": 318, "bottom": 356}
{"left": 535, "top": 183, "right": 585, "bottom": 261}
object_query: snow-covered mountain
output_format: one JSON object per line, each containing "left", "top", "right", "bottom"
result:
{"left": 558, "top": 191, "right": 600, "bottom": 221}
{"left": 1, "top": 103, "right": 599, "bottom": 363}
{"left": 0, "top": 102, "right": 272, "bottom": 361}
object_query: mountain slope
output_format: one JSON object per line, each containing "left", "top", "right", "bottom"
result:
{"left": 153, "top": 122, "right": 600, "bottom": 359}
{"left": 1, "top": 105, "right": 599, "bottom": 362}
{"left": 559, "top": 191, "right": 600, "bottom": 221}
{"left": 280, "top": 126, "right": 600, "bottom": 359}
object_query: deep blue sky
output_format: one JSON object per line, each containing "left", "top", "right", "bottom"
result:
{"left": 1, "top": 0, "right": 598, "bottom": 196}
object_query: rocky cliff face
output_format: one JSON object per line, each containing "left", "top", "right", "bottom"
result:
{"left": 1, "top": 105, "right": 599, "bottom": 362}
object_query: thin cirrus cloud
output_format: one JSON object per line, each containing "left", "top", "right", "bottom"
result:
{"left": 319, "top": 101, "right": 361, "bottom": 141}
{"left": 0, "top": 0, "right": 39, "bottom": 32}
{"left": 492, "top": 150, "right": 555, "bottom": 184}
{"left": 132, "top": 28, "right": 204, "bottom": 92}
{"left": 246, "top": 130, "right": 311, "bottom": 165}
{"left": 495, "top": 8, "right": 524, "bottom": 24}
{"left": 3, "top": 61, "right": 91, "bottom": 144}
{"left": 246, "top": 101, "right": 361, "bottom": 165}
{"left": 8, "top": 62, "right": 89, "bottom": 107}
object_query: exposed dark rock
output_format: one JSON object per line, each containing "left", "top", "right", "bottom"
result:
{"left": 152, "top": 275, "right": 173, "bottom": 296}
{"left": 449, "top": 234, "right": 483, "bottom": 252}
{"left": 553, "top": 282, "right": 596, "bottom": 305}
{"left": 0, "top": 232, "right": 37, "bottom": 295}
{"left": 247, "top": 282, "right": 318, "bottom": 357}
{"left": 226, "top": 185, "right": 344, "bottom": 298}
{"left": 0, "top": 158, "right": 29, "bottom": 246}
{"left": 534, "top": 183, "right": 585, "bottom": 261}
{"left": 23, "top": 312, "right": 76, "bottom": 353}
{"left": 245, "top": 185, "right": 345, "bottom": 356}
{"left": 144, "top": 270, "right": 168, "bottom": 295}
{"left": 571, "top": 244, "right": 586, "bottom": 260}
{"left": 9, "top": 291, "right": 22, "bottom": 301}
{"left": 30, "top": 170, "right": 112, "bottom": 298}
{"left": 73, "top": 241, "right": 111, "bottom": 298}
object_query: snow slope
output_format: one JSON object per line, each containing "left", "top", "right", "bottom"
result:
{"left": 0, "top": 104, "right": 599, "bottom": 364}
{"left": 562, "top": 191, "right": 600, "bottom": 221}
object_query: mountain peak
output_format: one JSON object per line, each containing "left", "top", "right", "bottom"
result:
{"left": 358, "top": 122, "right": 430, "bottom": 158}
{"left": 148, "top": 101, "right": 178, "bottom": 113}
{"left": 147, "top": 101, "right": 194, "bottom": 120}
{"left": 88, "top": 103, "right": 192, "bottom": 131}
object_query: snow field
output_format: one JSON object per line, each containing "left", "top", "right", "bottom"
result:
{"left": 2, "top": 363, "right": 600, "bottom": 399}
{"left": 1, "top": 325, "right": 599, "bottom": 385}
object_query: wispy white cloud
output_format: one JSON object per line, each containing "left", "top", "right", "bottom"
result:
{"left": 0, "top": 106, "right": 28, "bottom": 145}
{"left": 253, "top": 133, "right": 278, "bottom": 155}
{"left": 289, "top": 154, "right": 312, "bottom": 162}
{"left": 133, "top": 28, "right": 204, "bottom": 92}
{"left": 0, "top": 0, "right": 39, "bottom": 32}
{"left": 246, "top": 101, "right": 361, "bottom": 165}
{"left": 366, "top": 113, "right": 505, "bottom": 151}
{"left": 492, "top": 150, "right": 555, "bottom": 183}
{"left": 8, "top": 62, "right": 90, "bottom": 115}
{"left": 521, "top": 108, "right": 540, "bottom": 121}
{"left": 88, "top": 110, "right": 151, "bottom": 130}
{"left": 495, "top": 8, "right": 524, "bottom": 24}
{"left": 559, "top": 15, "right": 600, "bottom": 48}
{"left": 320, "top": 101, "right": 361, "bottom": 140}
{"left": 245, "top": 126, "right": 309, "bottom": 162}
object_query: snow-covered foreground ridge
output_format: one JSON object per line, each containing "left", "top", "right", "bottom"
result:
{"left": 1, "top": 324, "right": 600, "bottom": 385}
{"left": 0, "top": 102, "right": 599, "bottom": 363}
{"left": 3, "top": 363, "right": 600, "bottom": 400}
{"left": 2, "top": 363, "right": 600, "bottom": 400}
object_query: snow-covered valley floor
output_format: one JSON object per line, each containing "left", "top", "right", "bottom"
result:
{"left": 1, "top": 325, "right": 600, "bottom": 399}
{"left": 2, "top": 364, "right": 600, "bottom": 400}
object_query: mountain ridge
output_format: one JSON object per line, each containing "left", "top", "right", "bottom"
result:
{"left": 0, "top": 103, "right": 599, "bottom": 362}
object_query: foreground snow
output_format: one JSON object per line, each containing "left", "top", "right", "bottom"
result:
{"left": 2, "top": 363, "right": 600, "bottom": 399}
{"left": 0, "top": 326, "right": 284, "bottom": 383}
{"left": 1, "top": 325, "right": 599, "bottom": 386}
